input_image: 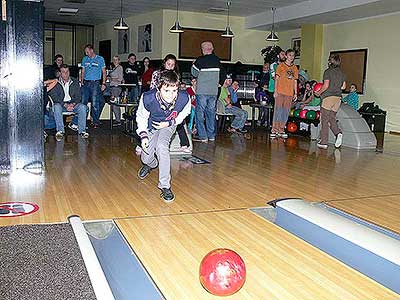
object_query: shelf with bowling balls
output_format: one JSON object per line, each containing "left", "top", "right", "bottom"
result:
{"left": 289, "top": 108, "right": 320, "bottom": 121}
{"left": 287, "top": 109, "right": 320, "bottom": 134}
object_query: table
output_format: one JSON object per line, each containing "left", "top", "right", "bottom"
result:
{"left": 119, "top": 83, "right": 137, "bottom": 98}
{"left": 109, "top": 101, "right": 138, "bottom": 136}
{"left": 249, "top": 102, "right": 273, "bottom": 131}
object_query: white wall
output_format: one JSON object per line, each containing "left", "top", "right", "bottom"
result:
{"left": 94, "top": 10, "right": 164, "bottom": 62}
{"left": 162, "top": 9, "right": 267, "bottom": 64}
{"left": 323, "top": 13, "right": 400, "bottom": 132}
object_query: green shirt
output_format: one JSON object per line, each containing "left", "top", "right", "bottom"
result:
{"left": 308, "top": 96, "right": 321, "bottom": 107}
{"left": 268, "top": 62, "right": 278, "bottom": 92}
{"left": 219, "top": 87, "right": 229, "bottom": 106}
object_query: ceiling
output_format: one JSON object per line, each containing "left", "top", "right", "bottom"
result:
{"left": 43, "top": 0, "right": 400, "bottom": 30}
{"left": 43, "top": 0, "right": 304, "bottom": 25}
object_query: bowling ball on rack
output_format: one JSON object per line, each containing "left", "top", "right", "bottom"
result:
{"left": 299, "top": 109, "right": 308, "bottom": 119}
{"left": 315, "top": 111, "right": 321, "bottom": 120}
{"left": 306, "top": 110, "right": 317, "bottom": 120}
{"left": 287, "top": 122, "right": 298, "bottom": 133}
{"left": 289, "top": 108, "right": 295, "bottom": 117}
{"left": 293, "top": 109, "right": 301, "bottom": 118}
{"left": 199, "top": 248, "right": 246, "bottom": 296}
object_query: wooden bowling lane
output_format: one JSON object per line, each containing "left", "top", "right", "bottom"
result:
{"left": 116, "top": 210, "right": 398, "bottom": 300}
{"left": 326, "top": 195, "right": 400, "bottom": 234}
{"left": 2, "top": 133, "right": 400, "bottom": 227}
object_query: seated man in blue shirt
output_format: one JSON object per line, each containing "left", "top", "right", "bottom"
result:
{"left": 47, "top": 64, "right": 89, "bottom": 141}
{"left": 219, "top": 76, "right": 248, "bottom": 133}
{"left": 228, "top": 79, "right": 241, "bottom": 108}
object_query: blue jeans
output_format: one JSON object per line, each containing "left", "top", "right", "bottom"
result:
{"left": 129, "top": 85, "right": 140, "bottom": 103}
{"left": 53, "top": 103, "right": 88, "bottom": 134}
{"left": 195, "top": 94, "right": 217, "bottom": 140}
{"left": 225, "top": 106, "right": 248, "bottom": 130}
{"left": 82, "top": 81, "right": 105, "bottom": 125}
{"left": 44, "top": 110, "right": 55, "bottom": 130}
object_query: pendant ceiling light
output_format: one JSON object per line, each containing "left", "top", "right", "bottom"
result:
{"left": 114, "top": 0, "right": 129, "bottom": 30}
{"left": 266, "top": 7, "right": 279, "bottom": 42}
{"left": 170, "top": 0, "right": 184, "bottom": 33}
{"left": 221, "top": 1, "right": 234, "bottom": 38}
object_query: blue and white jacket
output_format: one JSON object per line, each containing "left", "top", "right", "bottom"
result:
{"left": 136, "top": 88, "right": 191, "bottom": 140}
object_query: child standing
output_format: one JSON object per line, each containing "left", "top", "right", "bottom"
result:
{"left": 136, "top": 70, "right": 191, "bottom": 202}
{"left": 272, "top": 49, "right": 298, "bottom": 138}
{"left": 342, "top": 83, "right": 359, "bottom": 110}
{"left": 108, "top": 55, "right": 124, "bottom": 126}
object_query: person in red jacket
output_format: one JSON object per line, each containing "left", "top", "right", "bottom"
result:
{"left": 141, "top": 56, "right": 154, "bottom": 93}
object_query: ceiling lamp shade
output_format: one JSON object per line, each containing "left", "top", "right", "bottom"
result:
{"left": 221, "top": 1, "right": 234, "bottom": 38}
{"left": 266, "top": 7, "right": 278, "bottom": 42}
{"left": 170, "top": 0, "right": 184, "bottom": 33}
{"left": 221, "top": 26, "right": 234, "bottom": 38}
{"left": 170, "top": 20, "right": 184, "bottom": 33}
{"left": 114, "top": 0, "right": 129, "bottom": 30}
{"left": 266, "top": 31, "right": 279, "bottom": 41}
{"left": 114, "top": 17, "right": 129, "bottom": 30}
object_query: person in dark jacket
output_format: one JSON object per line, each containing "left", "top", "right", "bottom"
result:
{"left": 191, "top": 41, "right": 221, "bottom": 142}
{"left": 47, "top": 64, "right": 89, "bottom": 141}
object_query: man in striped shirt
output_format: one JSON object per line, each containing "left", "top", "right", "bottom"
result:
{"left": 191, "top": 41, "right": 221, "bottom": 142}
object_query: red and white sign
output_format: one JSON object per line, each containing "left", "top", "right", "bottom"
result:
{"left": 0, "top": 202, "right": 39, "bottom": 218}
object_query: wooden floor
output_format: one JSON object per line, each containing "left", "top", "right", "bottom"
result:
{"left": 117, "top": 210, "right": 398, "bottom": 300}
{"left": 1, "top": 132, "right": 400, "bottom": 226}
{"left": 1, "top": 130, "right": 400, "bottom": 298}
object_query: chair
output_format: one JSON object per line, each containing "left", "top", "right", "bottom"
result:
{"left": 216, "top": 100, "right": 233, "bottom": 133}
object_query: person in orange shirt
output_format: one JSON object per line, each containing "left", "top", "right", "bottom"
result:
{"left": 271, "top": 49, "right": 298, "bottom": 138}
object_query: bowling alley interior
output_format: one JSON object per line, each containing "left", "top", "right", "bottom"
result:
{"left": 1, "top": 0, "right": 400, "bottom": 299}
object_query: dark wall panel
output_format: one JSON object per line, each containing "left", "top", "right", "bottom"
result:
{"left": 0, "top": 2, "right": 10, "bottom": 173}
{"left": 9, "top": 0, "right": 44, "bottom": 170}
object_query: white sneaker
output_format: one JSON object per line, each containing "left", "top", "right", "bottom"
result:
{"left": 317, "top": 143, "right": 328, "bottom": 149}
{"left": 280, "top": 133, "right": 288, "bottom": 139}
{"left": 270, "top": 132, "right": 277, "bottom": 138}
{"left": 68, "top": 123, "right": 78, "bottom": 131}
{"left": 55, "top": 131, "right": 64, "bottom": 141}
{"left": 79, "top": 132, "right": 89, "bottom": 139}
{"left": 335, "top": 133, "right": 343, "bottom": 148}
{"left": 180, "top": 146, "right": 191, "bottom": 153}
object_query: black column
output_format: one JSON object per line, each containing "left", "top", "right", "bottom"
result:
{"left": 0, "top": 0, "right": 10, "bottom": 173}
{"left": 3, "top": 0, "right": 44, "bottom": 172}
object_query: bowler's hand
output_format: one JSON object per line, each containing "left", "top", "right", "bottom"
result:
{"left": 293, "top": 94, "right": 298, "bottom": 102}
{"left": 65, "top": 103, "right": 75, "bottom": 112}
{"left": 141, "top": 138, "right": 149, "bottom": 150}
{"left": 152, "top": 121, "right": 169, "bottom": 130}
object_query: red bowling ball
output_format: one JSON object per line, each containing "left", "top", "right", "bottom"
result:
{"left": 299, "top": 109, "right": 308, "bottom": 119}
{"left": 313, "top": 82, "right": 323, "bottom": 93}
{"left": 315, "top": 111, "right": 321, "bottom": 120}
{"left": 287, "top": 122, "right": 298, "bottom": 133}
{"left": 199, "top": 248, "right": 246, "bottom": 296}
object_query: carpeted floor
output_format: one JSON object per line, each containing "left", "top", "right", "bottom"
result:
{"left": 0, "top": 223, "right": 97, "bottom": 300}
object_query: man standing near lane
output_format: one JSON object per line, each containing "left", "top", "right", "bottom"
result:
{"left": 191, "top": 41, "right": 221, "bottom": 142}
{"left": 81, "top": 44, "right": 106, "bottom": 128}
